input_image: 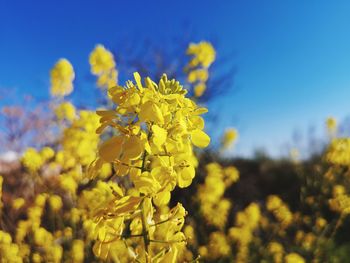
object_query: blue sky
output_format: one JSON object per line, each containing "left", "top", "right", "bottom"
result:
{"left": 1, "top": 0, "right": 350, "bottom": 157}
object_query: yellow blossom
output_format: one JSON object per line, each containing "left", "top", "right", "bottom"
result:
{"left": 285, "top": 253, "right": 305, "bottom": 263}
{"left": 221, "top": 128, "right": 238, "bottom": 149}
{"left": 54, "top": 101, "right": 76, "bottom": 121}
{"left": 326, "top": 117, "right": 337, "bottom": 136}
{"left": 89, "top": 44, "right": 118, "bottom": 88}
{"left": 22, "top": 148, "right": 43, "bottom": 172}
{"left": 50, "top": 58, "right": 75, "bottom": 97}
{"left": 186, "top": 41, "right": 216, "bottom": 68}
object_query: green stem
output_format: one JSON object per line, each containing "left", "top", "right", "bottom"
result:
{"left": 139, "top": 131, "right": 152, "bottom": 262}
{"left": 140, "top": 198, "right": 150, "bottom": 262}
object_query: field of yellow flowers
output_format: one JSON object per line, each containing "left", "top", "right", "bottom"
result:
{"left": 1, "top": 42, "right": 350, "bottom": 262}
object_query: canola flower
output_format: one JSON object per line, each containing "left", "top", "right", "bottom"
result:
{"left": 54, "top": 101, "right": 76, "bottom": 122}
{"left": 86, "top": 72, "right": 210, "bottom": 262}
{"left": 266, "top": 195, "right": 293, "bottom": 228}
{"left": 228, "top": 203, "right": 261, "bottom": 263}
{"left": 198, "top": 162, "right": 239, "bottom": 228}
{"left": 22, "top": 147, "right": 54, "bottom": 173}
{"left": 326, "top": 116, "right": 337, "bottom": 137}
{"left": 56, "top": 110, "right": 100, "bottom": 170}
{"left": 89, "top": 44, "right": 118, "bottom": 89}
{"left": 185, "top": 41, "right": 216, "bottom": 97}
{"left": 50, "top": 58, "right": 75, "bottom": 97}
{"left": 221, "top": 128, "right": 238, "bottom": 149}
{"left": 325, "top": 138, "right": 350, "bottom": 166}
{"left": 186, "top": 41, "right": 216, "bottom": 69}
{"left": 285, "top": 252, "right": 305, "bottom": 263}
{"left": 268, "top": 242, "right": 284, "bottom": 263}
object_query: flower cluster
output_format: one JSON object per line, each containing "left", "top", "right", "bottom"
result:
{"left": 185, "top": 41, "right": 216, "bottom": 97}
{"left": 198, "top": 162, "right": 239, "bottom": 228}
{"left": 89, "top": 44, "right": 118, "bottom": 89}
{"left": 54, "top": 101, "right": 76, "bottom": 122}
{"left": 87, "top": 72, "right": 210, "bottom": 261}
{"left": 326, "top": 138, "right": 350, "bottom": 166}
{"left": 266, "top": 195, "right": 293, "bottom": 228}
{"left": 21, "top": 147, "right": 54, "bottom": 173}
{"left": 228, "top": 203, "right": 261, "bottom": 262}
{"left": 50, "top": 59, "right": 75, "bottom": 97}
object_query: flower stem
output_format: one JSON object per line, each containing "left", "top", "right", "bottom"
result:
{"left": 140, "top": 197, "right": 150, "bottom": 262}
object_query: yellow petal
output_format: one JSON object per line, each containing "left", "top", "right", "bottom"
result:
{"left": 123, "top": 136, "right": 144, "bottom": 160}
{"left": 152, "top": 125, "right": 168, "bottom": 147}
{"left": 126, "top": 93, "right": 141, "bottom": 106}
{"left": 112, "top": 196, "right": 142, "bottom": 215}
{"left": 99, "top": 136, "right": 123, "bottom": 162}
{"left": 134, "top": 72, "right": 143, "bottom": 91}
{"left": 153, "top": 191, "right": 171, "bottom": 207}
{"left": 177, "top": 165, "right": 195, "bottom": 188}
{"left": 194, "top": 83, "right": 206, "bottom": 97}
{"left": 131, "top": 172, "right": 160, "bottom": 194}
{"left": 189, "top": 116, "right": 204, "bottom": 130}
{"left": 191, "top": 129, "right": 210, "bottom": 148}
{"left": 92, "top": 241, "right": 110, "bottom": 260}
{"left": 87, "top": 158, "right": 104, "bottom": 179}
{"left": 139, "top": 101, "right": 164, "bottom": 124}
{"left": 192, "top": 107, "right": 208, "bottom": 115}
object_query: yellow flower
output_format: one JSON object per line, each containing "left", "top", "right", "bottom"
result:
{"left": 268, "top": 242, "right": 284, "bottom": 263}
{"left": 221, "top": 128, "right": 238, "bottom": 149}
{"left": 12, "top": 198, "right": 25, "bottom": 210}
{"left": 57, "top": 110, "right": 100, "bottom": 169}
{"left": 266, "top": 195, "right": 283, "bottom": 211}
{"left": 89, "top": 44, "right": 118, "bottom": 88}
{"left": 185, "top": 41, "right": 215, "bottom": 98}
{"left": 88, "top": 73, "right": 209, "bottom": 261}
{"left": 316, "top": 217, "right": 327, "bottom": 229}
{"left": 333, "top": 185, "right": 346, "bottom": 197}
{"left": 186, "top": 41, "right": 216, "bottom": 68}
{"left": 268, "top": 241, "right": 284, "bottom": 254}
{"left": 40, "top": 147, "right": 55, "bottom": 161}
{"left": 22, "top": 148, "right": 44, "bottom": 172}
{"left": 193, "top": 83, "right": 206, "bottom": 97}
{"left": 326, "top": 117, "right": 337, "bottom": 136}
{"left": 285, "top": 253, "right": 305, "bottom": 263}
{"left": 326, "top": 138, "right": 350, "bottom": 166}
{"left": 207, "top": 232, "right": 231, "bottom": 259}
{"left": 54, "top": 101, "right": 76, "bottom": 121}
{"left": 60, "top": 174, "right": 78, "bottom": 195}
{"left": 50, "top": 58, "right": 75, "bottom": 97}
{"left": 187, "top": 69, "right": 209, "bottom": 83}
{"left": 72, "top": 240, "right": 85, "bottom": 263}
{"left": 49, "top": 195, "right": 63, "bottom": 211}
